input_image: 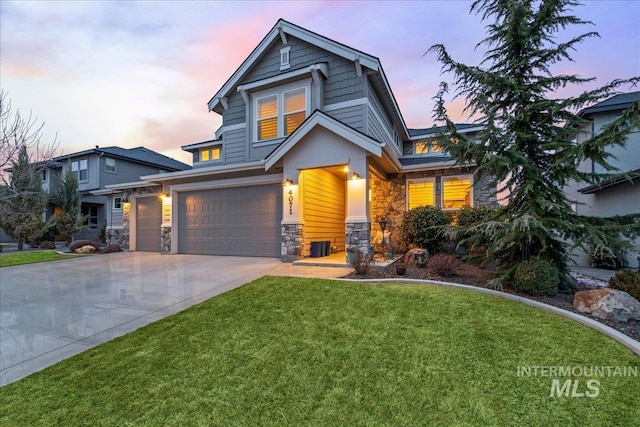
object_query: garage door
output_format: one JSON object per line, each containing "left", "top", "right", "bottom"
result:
{"left": 136, "top": 196, "right": 162, "bottom": 252}
{"left": 178, "top": 184, "right": 281, "bottom": 257}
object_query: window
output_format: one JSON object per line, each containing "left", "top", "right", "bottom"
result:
{"left": 41, "top": 169, "right": 47, "bottom": 182}
{"left": 414, "top": 140, "right": 442, "bottom": 155}
{"left": 407, "top": 178, "right": 435, "bottom": 210}
{"left": 200, "top": 146, "right": 221, "bottom": 162}
{"left": 284, "top": 88, "right": 306, "bottom": 135}
{"left": 442, "top": 175, "right": 473, "bottom": 210}
{"left": 257, "top": 95, "right": 278, "bottom": 140}
{"left": 280, "top": 47, "right": 291, "bottom": 70}
{"left": 254, "top": 84, "right": 308, "bottom": 142}
{"left": 113, "top": 197, "right": 122, "bottom": 210}
{"left": 82, "top": 205, "right": 98, "bottom": 229}
{"left": 72, "top": 159, "right": 88, "bottom": 182}
{"left": 105, "top": 157, "right": 116, "bottom": 173}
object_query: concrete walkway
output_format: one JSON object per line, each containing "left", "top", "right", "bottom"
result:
{"left": 0, "top": 252, "right": 350, "bottom": 386}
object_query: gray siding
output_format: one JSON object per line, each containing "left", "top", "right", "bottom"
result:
{"left": 224, "top": 128, "right": 247, "bottom": 164}
{"left": 326, "top": 105, "right": 365, "bottom": 132}
{"left": 223, "top": 91, "right": 246, "bottom": 126}
{"left": 366, "top": 84, "right": 395, "bottom": 146}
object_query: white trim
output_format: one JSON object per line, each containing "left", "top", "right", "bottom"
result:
{"left": 141, "top": 161, "right": 265, "bottom": 182}
{"left": 354, "top": 57, "right": 362, "bottom": 77}
{"left": 106, "top": 225, "right": 124, "bottom": 230}
{"left": 238, "top": 63, "right": 327, "bottom": 93}
{"left": 323, "top": 98, "right": 368, "bottom": 112}
{"left": 280, "top": 46, "right": 291, "bottom": 70}
{"left": 104, "top": 181, "right": 157, "bottom": 191}
{"left": 170, "top": 174, "right": 282, "bottom": 193}
{"left": 252, "top": 81, "right": 311, "bottom": 143}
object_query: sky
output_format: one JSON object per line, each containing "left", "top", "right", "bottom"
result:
{"left": 1, "top": 1, "right": 639, "bottom": 166}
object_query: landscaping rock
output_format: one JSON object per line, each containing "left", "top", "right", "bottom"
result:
{"left": 75, "top": 245, "right": 97, "bottom": 254}
{"left": 573, "top": 288, "right": 640, "bottom": 322}
{"left": 404, "top": 248, "right": 429, "bottom": 268}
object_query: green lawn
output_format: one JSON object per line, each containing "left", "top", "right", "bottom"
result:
{"left": 1, "top": 277, "right": 638, "bottom": 426}
{"left": 0, "top": 250, "right": 79, "bottom": 267}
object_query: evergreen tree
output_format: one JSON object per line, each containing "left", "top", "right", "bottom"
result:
{"left": 51, "top": 169, "right": 87, "bottom": 245}
{"left": 428, "top": 0, "right": 640, "bottom": 290}
{"left": 0, "top": 145, "right": 53, "bottom": 250}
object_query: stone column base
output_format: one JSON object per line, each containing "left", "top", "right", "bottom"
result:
{"left": 282, "top": 223, "right": 304, "bottom": 262}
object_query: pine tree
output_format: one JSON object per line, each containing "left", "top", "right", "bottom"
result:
{"left": 51, "top": 169, "right": 87, "bottom": 245}
{"left": 428, "top": 0, "right": 640, "bottom": 290}
{"left": 0, "top": 145, "right": 53, "bottom": 250}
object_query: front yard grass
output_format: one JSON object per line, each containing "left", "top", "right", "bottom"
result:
{"left": 0, "top": 250, "right": 78, "bottom": 267}
{"left": 1, "top": 276, "right": 638, "bottom": 425}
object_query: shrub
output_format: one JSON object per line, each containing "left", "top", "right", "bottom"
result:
{"left": 103, "top": 243, "right": 123, "bottom": 253}
{"left": 456, "top": 205, "right": 498, "bottom": 228}
{"left": 427, "top": 253, "right": 462, "bottom": 277}
{"left": 69, "top": 240, "right": 98, "bottom": 253}
{"left": 39, "top": 241, "right": 56, "bottom": 250}
{"left": 399, "top": 206, "right": 450, "bottom": 254}
{"left": 350, "top": 249, "right": 375, "bottom": 275}
{"left": 609, "top": 270, "right": 640, "bottom": 301}
{"left": 512, "top": 259, "right": 559, "bottom": 296}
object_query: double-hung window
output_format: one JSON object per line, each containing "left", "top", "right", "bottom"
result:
{"left": 72, "top": 159, "right": 88, "bottom": 182}
{"left": 105, "top": 157, "right": 116, "bottom": 173}
{"left": 254, "top": 83, "right": 308, "bottom": 142}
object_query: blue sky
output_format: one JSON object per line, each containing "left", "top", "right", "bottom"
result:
{"left": 1, "top": 0, "right": 639, "bottom": 165}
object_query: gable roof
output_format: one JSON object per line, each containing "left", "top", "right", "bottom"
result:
{"left": 579, "top": 91, "right": 640, "bottom": 118}
{"left": 207, "top": 18, "right": 408, "bottom": 139}
{"left": 264, "top": 110, "right": 384, "bottom": 171}
{"left": 54, "top": 146, "right": 191, "bottom": 171}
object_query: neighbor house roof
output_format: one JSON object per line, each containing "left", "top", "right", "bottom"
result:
{"left": 578, "top": 91, "right": 640, "bottom": 118}
{"left": 54, "top": 146, "right": 190, "bottom": 171}
{"left": 578, "top": 169, "right": 640, "bottom": 194}
{"left": 207, "top": 18, "right": 409, "bottom": 140}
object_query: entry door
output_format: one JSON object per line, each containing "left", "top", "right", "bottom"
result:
{"left": 136, "top": 197, "right": 162, "bottom": 252}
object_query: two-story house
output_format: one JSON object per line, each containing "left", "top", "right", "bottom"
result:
{"left": 49, "top": 146, "right": 190, "bottom": 242}
{"left": 565, "top": 91, "right": 640, "bottom": 267}
{"left": 114, "top": 19, "right": 496, "bottom": 259}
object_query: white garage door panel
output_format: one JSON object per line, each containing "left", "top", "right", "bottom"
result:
{"left": 178, "top": 185, "right": 281, "bottom": 257}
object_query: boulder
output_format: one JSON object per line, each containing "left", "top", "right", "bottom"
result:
{"left": 404, "top": 248, "right": 428, "bottom": 268}
{"left": 573, "top": 288, "right": 640, "bottom": 322}
{"left": 75, "top": 245, "right": 97, "bottom": 254}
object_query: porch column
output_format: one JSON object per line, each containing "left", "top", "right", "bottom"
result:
{"left": 281, "top": 179, "right": 304, "bottom": 262}
{"left": 346, "top": 170, "right": 370, "bottom": 258}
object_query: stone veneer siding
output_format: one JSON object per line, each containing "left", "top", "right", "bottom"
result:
{"left": 282, "top": 223, "right": 304, "bottom": 262}
{"left": 346, "top": 221, "right": 371, "bottom": 261}
{"left": 161, "top": 226, "right": 171, "bottom": 253}
{"left": 369, "top": 167, "right": 497, "bottom": 252}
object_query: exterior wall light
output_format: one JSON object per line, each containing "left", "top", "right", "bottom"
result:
{"left": 284, "top": 178, "right": 293, "bottom": 186}
{"left": 351, "top": 171, "right": 360, "bottom": 180}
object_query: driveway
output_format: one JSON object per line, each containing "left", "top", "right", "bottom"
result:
{"left": 0, "top": 252, "right": 350, "bottom": 386}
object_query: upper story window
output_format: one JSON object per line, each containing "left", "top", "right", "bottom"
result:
{"left": 407, "top": 178, "right": 435, "bottom": 210}
{"left": 105, "top": 157, "right": 117, "bottom": 173}
{"left": 200, "top": 145, "right": 221, "bottom": 162}
{"left": 253, "top": 83, "right": 309, "bottom": 143}
{"left": 72, "top": 159, "right": 88, "bottom": 182}
{"left": 415, "top": 140, "right": 442, "bottom": 155}
{"left": 41, "top": 169, "right": 47, "bottom": 182}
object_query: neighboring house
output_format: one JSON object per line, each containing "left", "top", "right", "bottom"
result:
{"left": 113, "top": 19, "right": 496, "bottom": 258}
{"left": 565, "top": 91, "right": 640, "bottom": 267}
{"left": 49, "top": 146, "right": 190, "bottom": 242}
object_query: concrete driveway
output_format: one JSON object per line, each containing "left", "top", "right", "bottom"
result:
{"left": 0, "top": 252, "right": 350, "bottom": 386}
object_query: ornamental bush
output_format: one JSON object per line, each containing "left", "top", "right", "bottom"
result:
{"left": 427, "top": 253, "right": 462, "bottom": 277}
{"left": 512, "top": 259, "right": 560, "bottom": 296}
{"left": 609, "top": 270, "right": 640, "bottom": 301}
{"left": 399, "top": 206, "right": 450, "bottom": 254}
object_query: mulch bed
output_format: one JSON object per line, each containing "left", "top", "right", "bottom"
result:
{"left": 344, "top": 262, "right": 640, "bottom": 343}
